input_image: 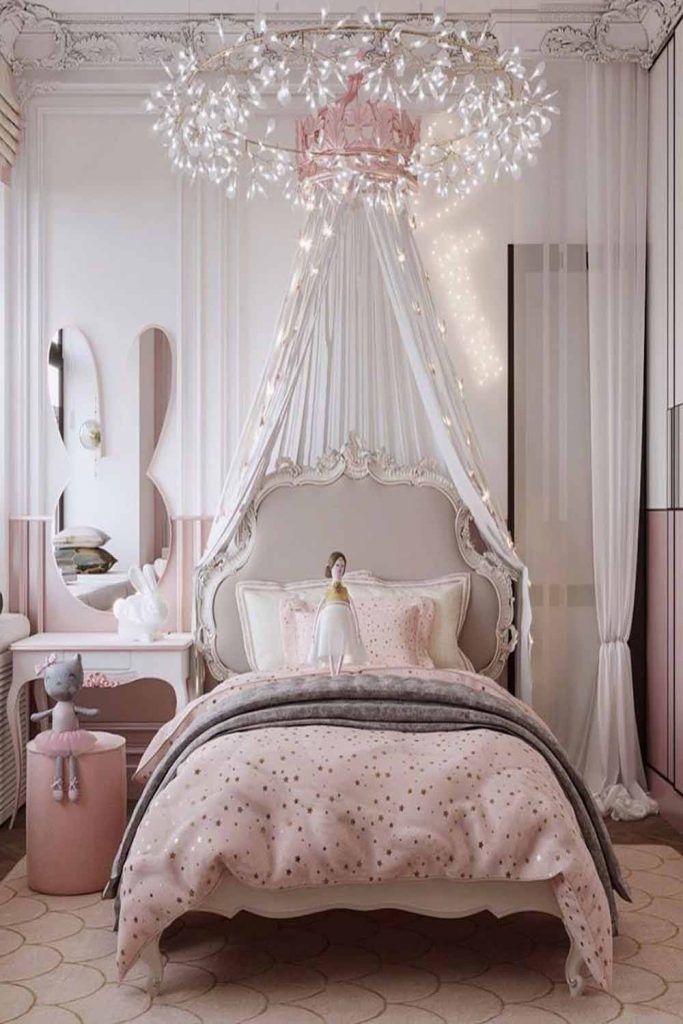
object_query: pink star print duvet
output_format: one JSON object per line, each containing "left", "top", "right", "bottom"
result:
{"left": 111, "top": 667, "right": 624, "bottom": 990}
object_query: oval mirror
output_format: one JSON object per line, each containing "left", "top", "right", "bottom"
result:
{"left": 135, "top": 327, "right": 173, "bottom": 581}
{"left": 49, "top": 326, "right": 173, "bottom": 612}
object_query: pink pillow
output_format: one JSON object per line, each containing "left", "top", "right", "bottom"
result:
{"left": 280, "top": 595, "right": 435, "bottom": 669}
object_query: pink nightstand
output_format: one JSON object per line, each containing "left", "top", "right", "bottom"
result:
{"left": 27, "top": 731, "right": 126, "bottom": 895}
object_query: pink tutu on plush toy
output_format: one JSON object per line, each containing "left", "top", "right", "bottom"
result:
{"left": 30, "top": 652, "right": 100, "bottom": 802}
{"left": 34, "top": 729, "right": 97, "bottom": 757}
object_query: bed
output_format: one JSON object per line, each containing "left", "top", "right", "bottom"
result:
{"left": 106, "top": 438, "right": 627, "bottom": 998}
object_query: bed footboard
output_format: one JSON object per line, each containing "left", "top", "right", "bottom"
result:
{"left": 136, "top": 876, "right": 591, "bottom": 998}
{"left": 139, "top": 938, "right": 164, "bottom": 997}
{"left": 565, "top": 936, "right": 587, "bottom": 997}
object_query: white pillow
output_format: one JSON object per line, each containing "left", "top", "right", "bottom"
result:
{"left": 53, "top": 525, "right": 111, "bottom": 548}
{"left": 236, "top": 571, "right": 472, "bottom": 673}
{"left": 236, "top": 578, "right": 327, "bottom": 671}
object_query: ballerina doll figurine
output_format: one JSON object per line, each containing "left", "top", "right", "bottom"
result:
{"left": 31, "top": 653, "right": 98, "bottom": 802}
{"left": 310, "top": 551, "right": 367, "bottom": 676}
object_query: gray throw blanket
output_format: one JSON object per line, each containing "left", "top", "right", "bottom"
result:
{"left": 105, "top": 672, "right": 629, "bottom": 930}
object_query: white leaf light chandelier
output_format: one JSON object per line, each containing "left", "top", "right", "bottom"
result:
{"left": 148, "top": 9, "right": 558, "bottom": 205}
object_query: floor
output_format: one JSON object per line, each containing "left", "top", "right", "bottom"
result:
{"left": 1, "top": 810, "right": 683, "bottom": 1023}
{"left": 0, "top": 808, "right": 25, "bottom": 882}
{"left": 2, "top": 834, "right": 683, "bottom": 1022}
{"left": 607, "top": 813, "right": 683, "bottom": 855}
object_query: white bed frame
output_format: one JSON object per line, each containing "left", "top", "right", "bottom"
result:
{"left": 139, "top": 437, "right": 591, "bottom": 998}
{"left": 140, "top": 877, "right": 587, "bottom": 997}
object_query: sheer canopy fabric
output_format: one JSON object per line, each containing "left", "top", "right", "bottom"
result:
{"left": 579, "top": 63, "right": 656, "bottom": 820}
{"left": 202, "top": 197, "right": 534, "bottom": 704}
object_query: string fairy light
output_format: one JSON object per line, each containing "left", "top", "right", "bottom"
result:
{"left": 426, "top": 225, "right": 503, "bottom": 387}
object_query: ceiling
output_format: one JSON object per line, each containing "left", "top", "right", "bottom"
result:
{"left": 9, "top": 0, "right": 659, "bottom": 73}
{"left": 38, "top": 1, "right": 610, "bottom": 15}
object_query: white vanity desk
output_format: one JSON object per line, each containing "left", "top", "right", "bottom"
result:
{"left": 7, "top": 631, "right": 198, "bottom": 827}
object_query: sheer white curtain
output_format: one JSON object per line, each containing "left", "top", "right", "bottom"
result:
{"left": 579, "top": 62, "right": 657, "bottom": 820}
{"left": 511, "top": 243, "right": 598, "bottom": 754}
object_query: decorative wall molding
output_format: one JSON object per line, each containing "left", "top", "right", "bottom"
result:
{"left": 14, "top": 75, "right": 56, "bottom": 107}
{"left": 0, "top": 0, "right": 678, "bottom": 77}
{"left": 636, "top": 0, "right": 683, "bottom": 64}
{"left": 541, "top": 0, "right": 682, "bottom": 68}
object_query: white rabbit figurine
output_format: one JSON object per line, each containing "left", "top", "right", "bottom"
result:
{"left": 113, "top": 564, "right": 168, "bottom": 643}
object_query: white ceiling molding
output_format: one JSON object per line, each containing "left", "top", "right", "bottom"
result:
{"left": 0, "top": 1, "right": 677, "bottom": 76}
{"left": 541, "top": 0, "right": 681, "bottom": 68}
{"left": 0, "top": 2, "right": 212, "bottom": 69}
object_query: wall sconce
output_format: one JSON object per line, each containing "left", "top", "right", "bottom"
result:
{"left": 79, "top": 418, "right": 101, "bottom": 450}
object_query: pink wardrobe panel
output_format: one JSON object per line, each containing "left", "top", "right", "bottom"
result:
{"left": 676, "top": 513, "right": 683, "bottom": 787}
{"left": 647, "top": 510, "right": 669, "bottom": 778}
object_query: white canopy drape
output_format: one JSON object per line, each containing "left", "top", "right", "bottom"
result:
{"left": 202, "top": 196, "right": 533, "bottom": 703}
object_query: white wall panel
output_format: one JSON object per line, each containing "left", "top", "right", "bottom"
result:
{"left": 40, "top": 97, "right": 180, "bottom": 524}
{"left": 645, "top": 32, "right": 683, "bottom": 794}
{"left": 676, "top": 30, "right": 683, "bottom": 409}
{"left": 0, "top": 186, "right": 8, "bottom": 600}
{"left": 668, "top": 44, "right": 676, "bottom": 412}
{"left": 648, "top": 50, "right": 670, "bottom": 509}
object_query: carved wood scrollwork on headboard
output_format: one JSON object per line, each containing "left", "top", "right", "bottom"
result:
{"left": 195, "top": 434, "right": 517, "bottom": 682}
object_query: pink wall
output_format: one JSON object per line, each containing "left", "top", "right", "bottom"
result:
{"left": 677, "top": 513, "right": 683, "bottom": 790}
{"left": 153, "top": 330, "right": 172, "bottom": 558}
{"left": 647, "top": 510, "right": 669, "bottom": 779}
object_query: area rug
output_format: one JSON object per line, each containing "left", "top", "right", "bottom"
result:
{"left": 1, "top": 844, "right": 682, "bottom": 1023}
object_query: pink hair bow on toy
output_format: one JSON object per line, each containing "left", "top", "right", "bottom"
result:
{"left": 35, "top": 652, "right": 58, "bottom": 677}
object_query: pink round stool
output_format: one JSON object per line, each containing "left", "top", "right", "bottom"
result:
{"left": 27, "top": 731, "right": 126, "bottom": 895}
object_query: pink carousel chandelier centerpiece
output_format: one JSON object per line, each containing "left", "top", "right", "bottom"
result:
{"left": 147, "top": 9, "right": 558, "bottom": 207}
{"left": 297, "top": 72, "right": 421, "bottom": 200}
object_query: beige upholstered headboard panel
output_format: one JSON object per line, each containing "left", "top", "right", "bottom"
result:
{"left": 196, "top": 444, "right": 516, "bottom": 681}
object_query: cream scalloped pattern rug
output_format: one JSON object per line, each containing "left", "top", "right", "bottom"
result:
{"left": 1, "top": 844, "right": 683, "bottom": 1023}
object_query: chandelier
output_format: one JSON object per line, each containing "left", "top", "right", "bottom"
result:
{"left": 147, "top": 10, "right": 558, "bottom": 206}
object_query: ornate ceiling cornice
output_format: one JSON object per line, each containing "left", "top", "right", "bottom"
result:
{"left": 0, "top": 1, "right": 212, "bottom": 69}
{"left": 541, "top": 0, "right": 682, "bottom": 68}
{"left": 0, "top": 6, "right": 487, "bottom": 72}
{"left": 0, "top": 1, "right": 678, "bottom": 75}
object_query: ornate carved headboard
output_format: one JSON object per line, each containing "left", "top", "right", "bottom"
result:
{"left": 196, "top": 439, "right": 517, "bottom": 681}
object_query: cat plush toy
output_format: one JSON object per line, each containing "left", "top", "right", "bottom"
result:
{"left": 31, "top": 653, "right": 98, "bottom": 802}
